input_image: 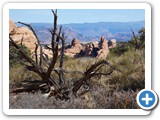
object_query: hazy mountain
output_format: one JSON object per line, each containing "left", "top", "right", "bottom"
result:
{"left": 16, "top": 21, "right": 145, "bottom": 44}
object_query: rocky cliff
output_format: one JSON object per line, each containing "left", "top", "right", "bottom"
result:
{"left": 9, "top": 19, "right": 38, "bottom": 53}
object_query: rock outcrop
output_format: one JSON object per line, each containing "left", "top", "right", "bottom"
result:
{"left": 96, "top": 36, "right": 109, "bottom": 59}
{"left": 9, "top": 19, "right": 38, "bottom": 53}
{"left": 9, "top": 19, "right": 16, "bottom": 33}
{"left": 9, "top": 19, "right": 113, "bottom": 60}
{"left": 85, "top": 43, "right": 94, "bottom": 56}
{"left": 64, "top": 38, "right": 83, "bottom": 57}
{"left": 83, "top": 42, "right": 99, "bottom": 57}
{"left": 108, "top": 39, "right": 117, "bottom": 48}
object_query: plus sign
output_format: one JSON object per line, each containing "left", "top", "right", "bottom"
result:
{"left": 142, "top": 93, "right": 153, "bottom": 105}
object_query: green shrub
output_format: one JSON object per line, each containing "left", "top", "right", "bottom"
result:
{"left": 128, "top": 27, "right": 145, "bottom": 50}
{"left": 106, "top": 49, "right": 145, "bottom": 91}
{"left": 9, "top": 44, "right": 31, "bottom": 68}
{"left": 109, "top": 42, "right": 129, "bottom": 56}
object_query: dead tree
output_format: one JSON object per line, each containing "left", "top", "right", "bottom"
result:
{"left": 130, "top": 27, "right": 145, "bottom": 50}
{"left": 10, "top": 9, "right": 68, "bottom": 99}
{"left": 9, "top": 9, "right": 121, "bottom": 100}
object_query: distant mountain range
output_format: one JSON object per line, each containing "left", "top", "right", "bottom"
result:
{"left": 16, "top": 21, "right": 145, "bottom": 44}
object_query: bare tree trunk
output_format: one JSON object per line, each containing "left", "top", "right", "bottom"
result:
{"left": 9, "top": 10, "right": 68, "bottom": 99}
{"left": 39, "top": 45, "right": 43, "bottom": 66}
{"left": 34, "top": 43, "right": 38, "bottom": 65}
{"left": 58, "top": 33, "right": 66, "bottom": 86}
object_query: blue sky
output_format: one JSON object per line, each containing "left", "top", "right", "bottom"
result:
{"left": 9, "top": 9, "right": 145, "bottom": 24}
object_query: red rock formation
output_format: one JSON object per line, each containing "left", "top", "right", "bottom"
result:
{"left": 85, "top": 43, "right": 94, "bottom": 56}
{"left": 9, "top": 19, "right": 38, "bottom": 53}
{"left": 108, "top": 39, "right": 117, "bottom": 48}
{"left": 9, "top": 19, "right": 16, "bottom": 33}
{"left": 64, "top": 38, "right": 82, "bottom": 57}
{"left": 96, "top": 36, "right": 109, "bottom": 59}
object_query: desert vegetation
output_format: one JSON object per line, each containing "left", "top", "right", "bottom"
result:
{"left": 9, "top": 10, "right": 145, "bottom": 109}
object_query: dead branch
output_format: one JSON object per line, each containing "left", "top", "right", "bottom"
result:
{"left": 10, "top": 10, "right": 68, "bottom": 100}
{"left": 59, "top": 33, "right": 65, "bottom": 68}
{"left": 46, "top": 10, "right": 60, "bottom": 77}
{"left": 10, "top": 36, "right": 43, "bottom": 76}
{"left": 11, "top": 80, "right": 47, "bottom": 94}
{"left": 130, "top": 27, "right": 139, "bottom": 50}
{"left": 50, "top": 9, "right": 58, "bottom": 53}
{"left": 130, "top": 27, "right": 145, "bottom": 50}
{"left": 10, "top": 36, "right": 60, "bottom": 91}
{"left": 18, "top": 21, "right": 40, "bottom": 65}
{"left": 39, "top": 45, "right": 43, "bottom": 66}
{"left": 72, "top": 60, "right": 115, "bottom": 94}
{"left": 44, "top": 45, "right": 52, "bottom": 51}
{"left": 58, "top": 32, "right": 66, "bottom": 86}
{"left": 18, "top": 21, "right": 40, "bottom": 45}
{"left": 20, "top": 35, "right": 24, "bottom": 47}
{"left": 34, "top": 43, "right": 38, "bottom": 65}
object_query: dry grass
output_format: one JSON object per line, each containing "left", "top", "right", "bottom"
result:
{"left": 105, "top": 49, "right": 145, "bottom": 91}
{"left": 9, "top": 65, "right": 41, "bottom": 86}
{"left": 9, "top": 48, "right": 144, "bottom": 109}
{"left": 10, "top": 85, "right": 140, "bottom": 109}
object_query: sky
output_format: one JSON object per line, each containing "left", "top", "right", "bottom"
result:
{"left": 9, "top": 9, "right": 145, "bottom": 24}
